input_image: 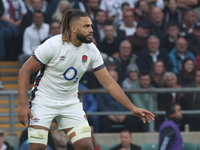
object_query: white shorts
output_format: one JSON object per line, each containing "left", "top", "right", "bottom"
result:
{"left": 28, "top": 100, "right": 89, "bottom": 130}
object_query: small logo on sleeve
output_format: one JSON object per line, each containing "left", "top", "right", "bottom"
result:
{"left": 82, "top": 55, "right": 87, "bottom": 63}
{"left": 60, "top": 56, "right": 66, "bottom": 61}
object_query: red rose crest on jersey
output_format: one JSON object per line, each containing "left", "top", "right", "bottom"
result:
{"left": 84, "top": 115, "right": 87, "bottom": 120}
{"left": 82, "top": 55, "right": 87, "bottom": 63}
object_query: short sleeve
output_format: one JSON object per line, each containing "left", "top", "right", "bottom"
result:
{"left": 33, "top": 39, "right": 54, "bottom": 66}
{"left": 90, "top": 44, "right": 104, "bottom": 71}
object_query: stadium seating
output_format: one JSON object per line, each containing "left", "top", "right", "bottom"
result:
{"left": 12, "top": 145, "right": 18, "bottom": 150}
{"left": 100, "top": 144, "right": 109, "bottom": 150}
{"left": 110, "top": 143, "right": 120, "bottom": 149}
{"left": 183, "top": 142, "right": 197, "bottom": 150}
{"left": 141, "top": 143, "right": 158, "bottom": 150}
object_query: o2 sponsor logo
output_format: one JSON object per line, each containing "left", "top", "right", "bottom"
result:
{"left": 63, "top": 67, "right": 78, "bottom": 83}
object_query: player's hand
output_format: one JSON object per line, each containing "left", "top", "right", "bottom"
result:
{"left": 131, "top": 107, "right": 155, "bottom": 123}
{"left": 18, "top": 105, "right": 33, "bottom": 126}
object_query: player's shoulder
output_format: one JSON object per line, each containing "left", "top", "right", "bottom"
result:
{"left": 83, "top": 42, "right": 99, "bottom": 52}
{"left": 45, "top": 34, "right": 63, "bottom": 46}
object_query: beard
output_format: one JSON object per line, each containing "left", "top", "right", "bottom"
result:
{"left": 77, "top": 31, "right": 92, "bottom": 43}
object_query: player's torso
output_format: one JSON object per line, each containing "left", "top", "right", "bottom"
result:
{"left": 35, "top": 43, "right": 93, "bottom": 100}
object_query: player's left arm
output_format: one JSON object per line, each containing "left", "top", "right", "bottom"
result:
{"left": 94, "top": 67, "right": 155, "bottom": 123}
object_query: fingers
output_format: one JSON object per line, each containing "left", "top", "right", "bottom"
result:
{"left": 144, "top": 110, "right": 155, "bottom": 118}
{"left": 141, "top": 117, "right": 146, "bottom": 124}
{"left": 18, "top": 115, "right": 26, "bottom": 126}
{"left": 145, "top": 115, "right": 151, "bottom": 123}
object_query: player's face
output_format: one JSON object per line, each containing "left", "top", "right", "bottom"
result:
{"left": 76, "top": 17, "right": 93, "bottom": 43}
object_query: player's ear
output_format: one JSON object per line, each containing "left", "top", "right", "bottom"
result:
{"left": 70, "top": 25, "right": 77, "bottom": 34}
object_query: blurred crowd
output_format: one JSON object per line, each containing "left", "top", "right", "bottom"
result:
{"left": 1, "top": 0, "right": 200, "bottom": 134}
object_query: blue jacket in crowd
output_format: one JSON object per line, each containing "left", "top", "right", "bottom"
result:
{"left": 136, "top": 48, "right": 173, "bottom": 72}
{"left": 169, "top": 48, "right": 196, "bottom": 73}
{"left": 96, "top": 87, "right": 129, "bottom": 112}
{"left": 78, "top": 84, "right": 97, "bottom": 113}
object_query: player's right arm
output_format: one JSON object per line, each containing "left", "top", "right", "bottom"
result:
{"left": 18, "top": 56, "right": 42, "bottom": 125}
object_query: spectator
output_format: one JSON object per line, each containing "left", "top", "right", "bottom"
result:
{"left": 164, "top": 0, "right": 182, "bottom": 24}
{"left": 67, "top": 0, "right": 82, "bottom": 9}
{"left": 176, "top": 58, "right": 196, "bottom": 87}
{"left": 188, "top": 22, "right": 200, "bottom": 56}
{"left": 0, "top": 130, "right": 14, "bottom": 150}
{"left": 146, "top": 0, "right": 165, "bottom": 10}
{"left": 122, "top": 64, "right": 139, "bottom": 89}
{"left": 157, "top": 72, "right": 191, "bottom": 131}
{"left": 52, "top": 0, "right": 72, "bottom": 21}
{"left": 41, "top": 20, "right": 60, "bottom": 43}
{"left": 196, "top": 51, "right": 200, "bottom": 68}
{"left": 177, "top": 0, "right": 199, "bottom": 10}
{"left": 126, "top": 20, "right": 149, "bottom": 55}
{"left": 93, "top": 9, "right": 106, "bottom": 47}
{"left": 113, "top": 40, "right": 137, "bottom": 83}
{"left": 131, "top": 71, "right": 157, "bottom": 112}
{"left": 20, "top": 0, "right": 43, "bottom": 36}
{"left": 150, "top": 60, "right": 166, "bottom": 88}
{"left": 0, "top": 1, "right": 18, "bottom": 61}
{"left": 96, "top": 70, "right": 135, "bottom": 133}
{"left": 185, "top": 68, "right": 200, "bottom": 131}
{"left": 169, "top": 37, "right": 196, "bottom": 73}
{"left": 20, "top": 0, "right": 59, "bottom": 36}
{"left": 99, "top": 22, "right": 120, "bottom": 56}
{"left": 85, "top": 0, "right": 99, "bottom": 21}
{"left": 158, "top": 102, "right": 183, "bottom": 150}
{"left": 117, "top": 10, "right": 137, "bottom": 41}
{"left": 194, "top": 6, "right": 200, "bottom": 22}
{"left": 0, "top": 0, "right": 4, "bottom": 17}
{"left": 131, "top": 71, "right": 157, "bottom": 132}
{"left": 104, "top": 56, "right": 117, "bottom": 71}
{"left": 157, "top": 72, "right": 189, "bottom": 111}
{"left": 19, "top": 128, "right": 55, "bottom": 149}
{"left": 111, "top": 129, "right": 141, "bottom": 150}
{"left": 113, "top": 2, "right": 131, "bottom": 29}
{"left": 149, "top": 7, "right": 167, "bottom": 44}
{"left": 1, "top": 0, "right": 27, "bottom": 28}
{"left": 18, "top": 10, "right": 49, "bottom": 68}
{"left": 161, "top": 21, "right": 180, "bottom": 52}
{"left": 99, "top": 0, "right": 136, "bottom": 22}
{"left": 136, "top": 36, "right": 173, "bottom": 72}
{"left": 78, "top": 83, "right": 99, "bottom": 133}
{"left": 134, "top": 0, "right": 151, "bottom": 23}
{"left": 179, "top": 9, "right": 195, "bottom": 39}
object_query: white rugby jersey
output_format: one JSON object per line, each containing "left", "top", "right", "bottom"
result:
{"left": 31, "top": 34, "right": 104, "bottom": 103}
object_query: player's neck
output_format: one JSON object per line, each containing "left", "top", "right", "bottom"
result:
{"left": 70, "top": 37, "right": 83, "bottom": 47}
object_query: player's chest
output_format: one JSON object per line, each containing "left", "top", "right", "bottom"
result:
{"left": 48, "top": 49, "right": 92, "bottom": 73}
